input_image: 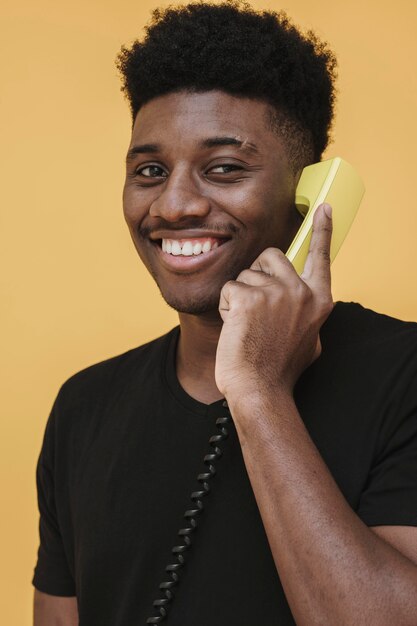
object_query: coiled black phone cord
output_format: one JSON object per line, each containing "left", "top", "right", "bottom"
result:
{"left": 146, "top": 400, "right": 232, "bottom": 624}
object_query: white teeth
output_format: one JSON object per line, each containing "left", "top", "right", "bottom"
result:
{"left": 160, "top": 238, "right": 226, "bottom": 256}
{"left": 171, "top": 241, "right": 182, "bottom": 255}
{"left": 181, "top": 241, "right": 194, "bottom": 256}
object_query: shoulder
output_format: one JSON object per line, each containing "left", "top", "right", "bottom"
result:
{"left": 39, "top": 327, "right": 179, "bottom": 465}
{"left": 322, "top": 301, "right": 417, "bottom": 351}
{"left": 319, "top": 302, "right": 417, "bottom": 400}
{"left": 54, "top": 326, "right": 178, "bottom": 413}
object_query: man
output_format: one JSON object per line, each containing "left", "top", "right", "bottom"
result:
{"left": 32, "top": 2, "right": 417, "bottom": 624}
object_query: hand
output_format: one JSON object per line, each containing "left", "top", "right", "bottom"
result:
{"left": 215, "top": 203, "right": 334, "bottom": 402}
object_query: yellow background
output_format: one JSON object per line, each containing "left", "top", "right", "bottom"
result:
{"left": 1, "top": 0, "right": 416, "bottom": 622}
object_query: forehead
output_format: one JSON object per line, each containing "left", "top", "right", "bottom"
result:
{"left": 130, "top": 90, "right": 281, "bottom": 151}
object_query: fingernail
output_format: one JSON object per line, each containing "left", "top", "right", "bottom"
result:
{"left": 323, "top": 203, "right": 332, "bottom": 219}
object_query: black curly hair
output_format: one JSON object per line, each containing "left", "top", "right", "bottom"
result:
{"left": 115, "top": 0, "right": 337, "bottom": 171}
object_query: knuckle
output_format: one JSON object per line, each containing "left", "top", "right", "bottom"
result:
{"left": 311, "top": 223, "right": 332, "bottom": 237}
{"left": 240, "top": 287, "right": 265, "bottom": 312}
{"left": 308, "top": 244, "right": 331, "bottom": 262}
{"left": 323, "top": 298, "right": 334, "bottom": 315}
{"left": 263, "top": 246, "right": 278, "bottom": 256}
{"left": 319, "top": 247, "right": 331, "bottom": 262}
{"left": 221, "top": 279, "right": 237, "bottom": 294}
{"left": 293, "top": 281, "right": 313, "bottom": 308}
{"left": 295, "top": 280, "right": 312, "bottom": 302}
{"left": 237, "top": 268, "right": 254, "bottom": 282}
{"left": 319, "top": 297, "right": 334, "bottom": 318}
{"left": 262, "top": 247, "right": 285, "bottom": 261}
{"left": 251, "top": 287, "right": 267, "bottom": 303}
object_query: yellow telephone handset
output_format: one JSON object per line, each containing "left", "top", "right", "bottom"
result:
{"left": 286, "top": 157, "right": 365, "bottom": 274}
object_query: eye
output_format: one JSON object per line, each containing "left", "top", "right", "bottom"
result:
{"left": 209, "top": 164, "right": 243, "bottom": 174}
{"left": 136, "top": 165, "right": 167, "bottom": 178}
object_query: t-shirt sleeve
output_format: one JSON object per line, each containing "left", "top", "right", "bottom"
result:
{"left": 357, "top": 368, "right": 417, "bottom": 527}
{"left": 32, "top": 405, "right": 76, "bottom": 596}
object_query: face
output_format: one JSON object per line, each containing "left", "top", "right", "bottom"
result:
{"left": 123, "top": 90, "right": 302, "bottom": 316}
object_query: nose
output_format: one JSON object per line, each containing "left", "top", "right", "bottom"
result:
{"left": 149, "top": 167, "right": 210, "bottom": 222}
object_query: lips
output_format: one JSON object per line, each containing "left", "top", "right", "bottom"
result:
{"left": 150, "top": 236, "right": 232, "bottom": 273}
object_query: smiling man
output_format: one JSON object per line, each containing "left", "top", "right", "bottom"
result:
{"left": 32, "top": 2, "right": 417, "bottom": 625}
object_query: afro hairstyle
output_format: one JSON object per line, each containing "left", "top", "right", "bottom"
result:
{"left": 115, "top": 0, "right": 338, "bottom": 171}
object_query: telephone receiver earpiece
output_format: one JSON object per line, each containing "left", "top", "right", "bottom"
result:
{"left": 286, "top": 157, "right": 365, "bottom": 275}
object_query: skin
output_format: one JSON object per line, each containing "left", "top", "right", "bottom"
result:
{"left": 33, "top": 89, "right": 417, "bottom": 624}
{"left": 123, "top": 90, "right": 303, "bottom": 403}
{"left": 33, "top": 590, "right": 78, "bottom": 625}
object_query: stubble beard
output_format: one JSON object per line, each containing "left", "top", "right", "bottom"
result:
{"left": 158, "top": 289, "right": 220, "bottom": 314}
{"left": 150, "top": 264, "right": 243, "bottom": 315}
{"left": 154, "top": 272, "right": 225, "bottom": 314}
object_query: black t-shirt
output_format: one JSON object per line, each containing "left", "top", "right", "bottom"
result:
{"left": 32, "top": 302, "right": 417, "bottom": 625}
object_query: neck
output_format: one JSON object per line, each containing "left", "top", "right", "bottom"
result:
{"left": 176, "top": 310, "right": 224, "bottom": 404}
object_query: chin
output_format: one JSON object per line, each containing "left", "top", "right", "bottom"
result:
{"left": 150, "top": 256, "right": 249, "bottom": 315}
{"left": 158, "top": 287, "right": 221, "bottom": 315}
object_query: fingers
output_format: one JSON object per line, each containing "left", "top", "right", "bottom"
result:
{"left": 236, "top": 267, "right": 278, "bottom": 287}
{"left": 218, "top": 279, "right": 253, "bottom": 321}
{"left": 250, "top": 246, "right": 298, "bottom": 281}
{"left": 301, "top": 203, "right": 333, "bottom": 296}
{"left": 220, "top": 204, "right": 333, "bottom": 324}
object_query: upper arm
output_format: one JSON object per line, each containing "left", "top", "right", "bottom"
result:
{"left": 371, "top": 525, "right": 417, "bottom": 566}
{"left": 33, "top": 589, "right": 78, "bottom": 626}
{"left": 32, "top": 407, "right": 76, "bottom": 597}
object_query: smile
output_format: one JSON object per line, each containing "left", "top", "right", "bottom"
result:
{"left": 151, "top": 237, "right": 231, "bottom": 273}
{"left": 161, "top": 236, "right": 227, "bottom": 256}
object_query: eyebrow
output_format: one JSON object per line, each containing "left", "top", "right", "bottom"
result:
{"left": 125, "top": 136, "right": 260, "bottom": 162}
{"left": 200, "top": 136, "right": 259, "bottom": 154}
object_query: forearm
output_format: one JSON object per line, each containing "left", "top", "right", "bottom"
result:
{"left": 228, "top": 391, "right": 417, "bottom": 626}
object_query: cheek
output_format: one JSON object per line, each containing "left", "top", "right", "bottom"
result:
{"left": 225, "top": 175, "right": 290, "bottom": 219}
{"left": 239, "top": 194, "right": 295, "bottom": 251}
{"left": 122, "top": 184, "right": 134, "bottom": 220}
{"left": 213, "top": 185, "right": 271, "bottom": 225}
{"left": 122, "top": 184, "right": 147, "bottom": 227}
{"left": 234, "top": 194, "right": 281, "bottom": 233}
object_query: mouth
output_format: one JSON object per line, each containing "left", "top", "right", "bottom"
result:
{"left": 149, "top": 236, "right": 232, "bottom": 273}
